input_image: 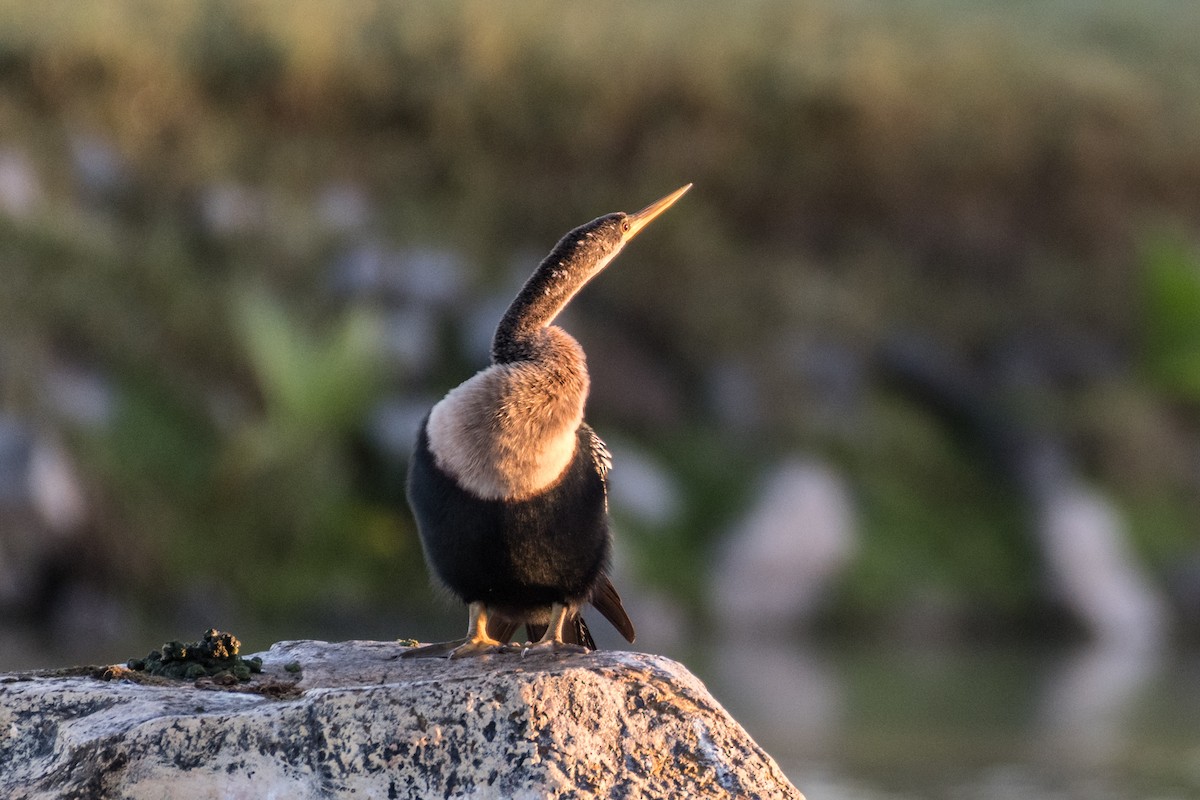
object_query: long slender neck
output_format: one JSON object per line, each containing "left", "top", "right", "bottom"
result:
{"left": 491, "top": 220, "right": 619, "bottom": 364}
{"left": 492, "top": 258, "right": 580, "bottom": 364}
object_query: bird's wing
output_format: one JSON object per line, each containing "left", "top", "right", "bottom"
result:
{"left": 569, "top": 615, "right": 598, "bottom": 650}
{"left": 579, "top": 425, "right": 635, "bottom": 643}
{"left": 581, "top": 423, "right": 612, "bottom": 481}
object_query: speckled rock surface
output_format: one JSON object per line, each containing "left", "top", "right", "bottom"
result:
{"left": 0, "top": 640, "right": 804, "bottom": 799}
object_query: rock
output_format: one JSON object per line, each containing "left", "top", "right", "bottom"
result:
{"left": 1034, "top": 475, "right": 1168, "bottom": 648}
{"left": 28, "top": 438, "right": 88, "bottom": 534}
{"left": 0, "top": 417, "right": 93, "bottom": 619}
{"left": 0, "top": 148, "right": 41, "bottom": 219}
{"left": 711, "top": 459, "right": 857, "bottom": 631}
{"left": 0, "top": 640, "right": 804, "bottom": 800}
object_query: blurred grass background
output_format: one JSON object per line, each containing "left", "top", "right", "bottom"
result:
{"left": 1, "top": 0, "right": 1199, "bottom": 645}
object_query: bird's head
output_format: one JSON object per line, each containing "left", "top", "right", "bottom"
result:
{"left": 492, "top": 184, "right": 692, "bottom": 363}
{"left": 550, "top": 183, "right": 693, "bottom": 287}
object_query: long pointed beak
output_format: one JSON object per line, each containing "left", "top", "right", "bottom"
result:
{"left": 622, "top": 183, "right": 692, "bottom": 242}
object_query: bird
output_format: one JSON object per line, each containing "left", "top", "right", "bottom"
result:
{"left": 403, "top": 184, "right": 692, "bottom": 658}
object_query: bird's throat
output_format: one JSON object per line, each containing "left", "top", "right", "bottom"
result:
{"left": 426, "top": 334, "right": 589, "bottom": 501}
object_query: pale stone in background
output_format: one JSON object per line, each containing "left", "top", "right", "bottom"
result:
{"left": 712, "top": 458, "right": 857, "bottom": 631}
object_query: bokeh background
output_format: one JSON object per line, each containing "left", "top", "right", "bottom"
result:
{"left": 2, "top": 1, "right": 1200, "bottom": 797}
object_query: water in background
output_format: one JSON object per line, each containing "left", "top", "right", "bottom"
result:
{"left": 698, "top": 639, "right": 1200, "bottom": 800}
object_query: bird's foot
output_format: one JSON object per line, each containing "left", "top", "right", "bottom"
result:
{"left": 521, "top": 640, "right": 590, "bottom": 657}
{"left": 401, "top": 637, "right": 520, "bottom": 660}
{"left": 450, "top": 638, "right": 521, "bottom": 659}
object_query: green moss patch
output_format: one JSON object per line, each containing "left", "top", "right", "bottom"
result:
{"left": 127, "top": 629, "right": 264, "bottom": 683}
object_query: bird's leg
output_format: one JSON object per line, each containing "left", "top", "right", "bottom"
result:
{"left": 522, "top": 603, "right": 589, "bottom": 656}
{"left": 401, "top": 602, "right": 516, "bottom": 659}
{"left": 449, "top": 602, "right": 516, "bottom": 658}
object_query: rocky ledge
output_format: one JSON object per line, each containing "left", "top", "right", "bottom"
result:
{"left": 0, "top": 640, "right": 804, "bottom": 799}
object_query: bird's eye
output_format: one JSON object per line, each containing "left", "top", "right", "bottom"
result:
{"left": 620, "top": 220, "right": 631, "bottom": 232}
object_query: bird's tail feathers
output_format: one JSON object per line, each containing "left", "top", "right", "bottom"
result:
{"left": 569, "top": 614, "right": 597, "bottom": 650}
{"left": 525, "top": 615, "right": 597, "bottom": 650}
{"left": 591, "top": 574, "right": 636, "bottom": 643}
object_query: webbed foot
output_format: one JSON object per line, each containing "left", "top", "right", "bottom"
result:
{"left": 451, "top": 639, "right": 520, "bottom": 658}
{"left": 521, "top": 640, "right": 589, "bottom": 657}
{"left": 401, "top": 637, "right": 521, "bottom": 659}
{"left": 401, "top": 602, "right": 520, "bottom": 659}
{"left": 518, "top": 602, "right": 591, "bottom": 656}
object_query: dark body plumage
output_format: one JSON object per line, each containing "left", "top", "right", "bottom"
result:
{"left": 403, "top": 185, "right": 690, "bottom": 657}
{"left": 409, "top": 422, "right": 614, "bottom": 638}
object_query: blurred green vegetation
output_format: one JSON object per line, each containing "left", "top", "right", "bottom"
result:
{"left": 1143, "top": 237, "right": 1200, "bottom": 402}
{"left": 0, "top": 0, "right": 1198, "bottom": 634}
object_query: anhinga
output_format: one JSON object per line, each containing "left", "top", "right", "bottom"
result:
{"left": 404, "top": 184, "right": 691, "bottom": 658}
